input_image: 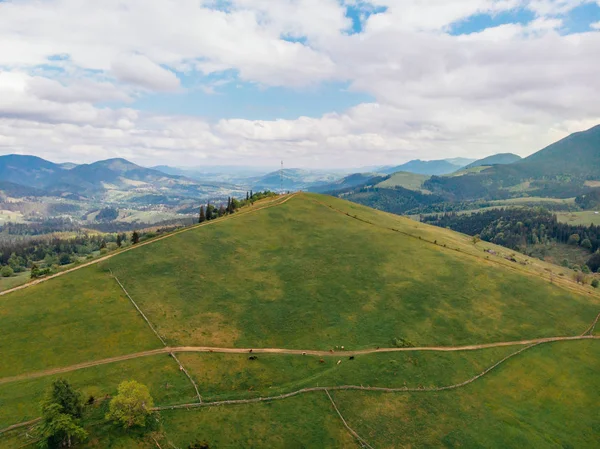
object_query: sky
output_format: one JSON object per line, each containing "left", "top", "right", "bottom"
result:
{"left": 0, "top": 0, "right": 600, "bottom": 169}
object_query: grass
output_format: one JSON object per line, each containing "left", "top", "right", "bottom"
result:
{"left": 375, "top": 171, "right": 430, "bottom": 191}
{"left": 98, "top": 194, "right": 600, "bottom": 350}
{"left": 527, "top": 242, "right": 592, "bottom": 267}
{"left": 0, "top": 355, "right": 197, "bottom": 429}
{"left": 177, "top": 347, "right": 516, "bottom": 402}
{"left": 490, "top": 196, "right": 576, "bottom": 206}
{"left": 445, "top": 166, "right": 491, "bottom": 177}
{"left": 557, "top": 211, "right": 600, "bottom": 226}
{"left": 1, "top": 193, "right": 599, "bottom": 447}
{"left": 332, "top": 340, "right": 600, "bottom": 448}
{"left": 0, "top": 270, "right": 31, "bottom": 292}
{"left": 0, "top": 266, "right": 160, "bottom": 378}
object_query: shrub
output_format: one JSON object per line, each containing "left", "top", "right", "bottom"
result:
{"left": 573, "top": 271, "right": 588, "bottom": 285}
{"left": 592, "top": 279, "right": 599, "bottom": 289}
{"left": 581, "top": 238, "right": 592, "bottom": 250}
{"left": 392, "top": 337, "right": 415, "bottom": 348}
{"left": 1, "top": 266, "right": 14, "bottom": 277}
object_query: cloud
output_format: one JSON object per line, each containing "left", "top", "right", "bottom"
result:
{"left": 0, "top": 0, "right": 599, "bottom": 168}
{"left": 111, "top": 53, "right": 180, "bottom": 92}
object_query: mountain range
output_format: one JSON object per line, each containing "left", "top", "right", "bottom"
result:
{"left": 379, "top": 158, "right": 475, "bottom": 176}
{"left": 424, "top": 125, "right": 600, "bottom": 200}
{"left": 0, "top": 155, "right": 244, "bottom": 205}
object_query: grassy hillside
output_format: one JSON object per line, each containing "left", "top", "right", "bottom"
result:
{"left": 103, "top": 193, "right": 598, "bottom": 350}
{"left": 1, "top": 193, "right": 598, "bottom": 447}
{"left": 375, "top": 171, "right": 430, "bottom": 190}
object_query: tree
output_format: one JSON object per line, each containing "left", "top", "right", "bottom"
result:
{"left": 199, "top": 206, "right": 206, "bottom": 223}
{"left": 592, "top": 279, "right": 599, "bottom": 288}
{"left": 250, "top": 190, "right": 253, "bottom": 199}
{"left": 44, "top": 379, "right": 84, "bottom": 418}
{"left": 106, "top": 380, "right": 154, "bottom": 428}
{"left": 246, "top": 191, "right": 249, "bottom": 201}
{"left": 116, "top": 234, "right": 122, "bottom": 247}
{"left": 132, "top": 231, "right": 140, "bottom": 245}
{"left": 206, "top": 203, "right": 215, "bottom": 221}
{"left": 588, "top": 252, "right": 600, "bottom": 273}
{"left": 38, "top": 379, "right": 87, "bottom": 448}
{"left": 581, "top": 238, "right": 593, "bottom": 250}
{"left": 218, "top": 205, "right": 226, "bottom": 217}
{"left": 226, "top": 197, "right": 232, "bottom": 214}
{"left": 59, "top": 253, "right": 72, "bottom": 266}
{"left": 568, "top": 234, "right": 580, "bottom": 245}
{"left": 39, "top": 403, "right": 88, "bottom": 449}
{"left": 1, "top": 265, "right": 13, "bottom": 277}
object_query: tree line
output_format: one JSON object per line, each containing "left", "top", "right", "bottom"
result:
{"left": 198, "top": 190, "right": 276, "bottom": 223}
{"left": 422, "top": 207, "right": 600, "bottom": 272}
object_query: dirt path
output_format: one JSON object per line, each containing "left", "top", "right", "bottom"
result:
{"left": 0, "top": 194, "right": 296, "bottom": 298}
{"left": 1, "top": 335, "right": 597, "bottom": 386}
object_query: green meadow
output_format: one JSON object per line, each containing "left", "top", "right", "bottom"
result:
{"left": 1, "top": 193, "right": 598, "bottom": 448}
{"left": 105, "top": 193, "right": 598, "bottom": 349}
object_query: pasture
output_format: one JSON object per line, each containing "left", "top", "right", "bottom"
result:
{"left": 1, "top": 193, "right": 598, "bottom": 448}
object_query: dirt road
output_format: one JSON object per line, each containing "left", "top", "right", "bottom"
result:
{"left": 1, "top": 335, "right": 597, "bottom": 386}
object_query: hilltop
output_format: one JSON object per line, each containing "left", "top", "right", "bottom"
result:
{"left": 1, "top": 193, "right": 598, "bottom": 447}
{"left": 466, "top": 153, "right": 522, "bottom": 168}
{"left": 380, "top": 158, "right": 468, "bottom": 176}
{"left": 424, "top": 125, "right": 600, "bottom": 200}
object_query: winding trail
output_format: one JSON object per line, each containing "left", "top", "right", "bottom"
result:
{"left": 1, "top": 335, "right": 597, "bottom": 386}
{"left": 0, "top": 194, "right": 296, "bottom": 298}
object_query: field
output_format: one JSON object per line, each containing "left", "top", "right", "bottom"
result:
{"left": 558, "top": 211, "right": 600, "bottom": 226}
{"left": 445, "top": 165, "right": 491, "bottom": 177}
{"left": 1, "top": 193, "right": 598, "bottom": 448}
{"left": 375, "top": 171, "right": 430, "bottom": 191}
{"left": 0, "top": 270, "right": 30, "bottom": 292}
{"left": 0, "top": 210, "right": 24, "bottom": 224}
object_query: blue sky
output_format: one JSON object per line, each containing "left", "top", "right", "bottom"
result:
{"left": 121, "top": 2, "right": 600, "bottom": 123}
{"left": 1, "top": 0, "right": 599, "bottom": 167}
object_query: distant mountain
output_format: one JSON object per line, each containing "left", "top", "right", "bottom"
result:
{"left": 466, "top": 153, "right": 522, "bottom": 169}
{"left": 0, "top": 154, "right": 64, "bottom": 188}
{"left": 514, "top": 125, "right": 600, "bottom": 178}
{"left": 151, "top": 165, "right": 271, "bottom": 184}
{"left": 309, "top": 172, "right": 384, "bottom": 193}
{"left": 380, "top": 159, "right": 465, "bottom": 176}
{"left": 0, "top": 154, "right": 244, "bottom": 202}
{"left": 445, "top": 157, "right": 477, "bottom": 167}
{"left": 424, "top": 124, "right": 600, "bottom": 200}
{"left": 0, "top": 181, "right": 47, "bottom": 198}
{"left": 250, "top": 168, "right": 344, "bottom": 191}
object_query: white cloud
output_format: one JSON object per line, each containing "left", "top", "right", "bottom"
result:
{"left": 111, "top": 53, "right": 180, "bottom": 92}
{"left": 0, "top": 0, "right": 599, "bottom": 167}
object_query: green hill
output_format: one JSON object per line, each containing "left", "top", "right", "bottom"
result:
{"left": 515, "top": 124, "right": 600, "bottom": 178}
{"left": 1, "top": 193, "right": 598, "bottom": 448}
{"left": 465, "top": 153, "right": 522, "bottom": 169}
{"left": 375, "top": 171, "right": 430, "bottom": 191}
{"left": 424, "top": 125, "right": 600, "bottom": 200}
